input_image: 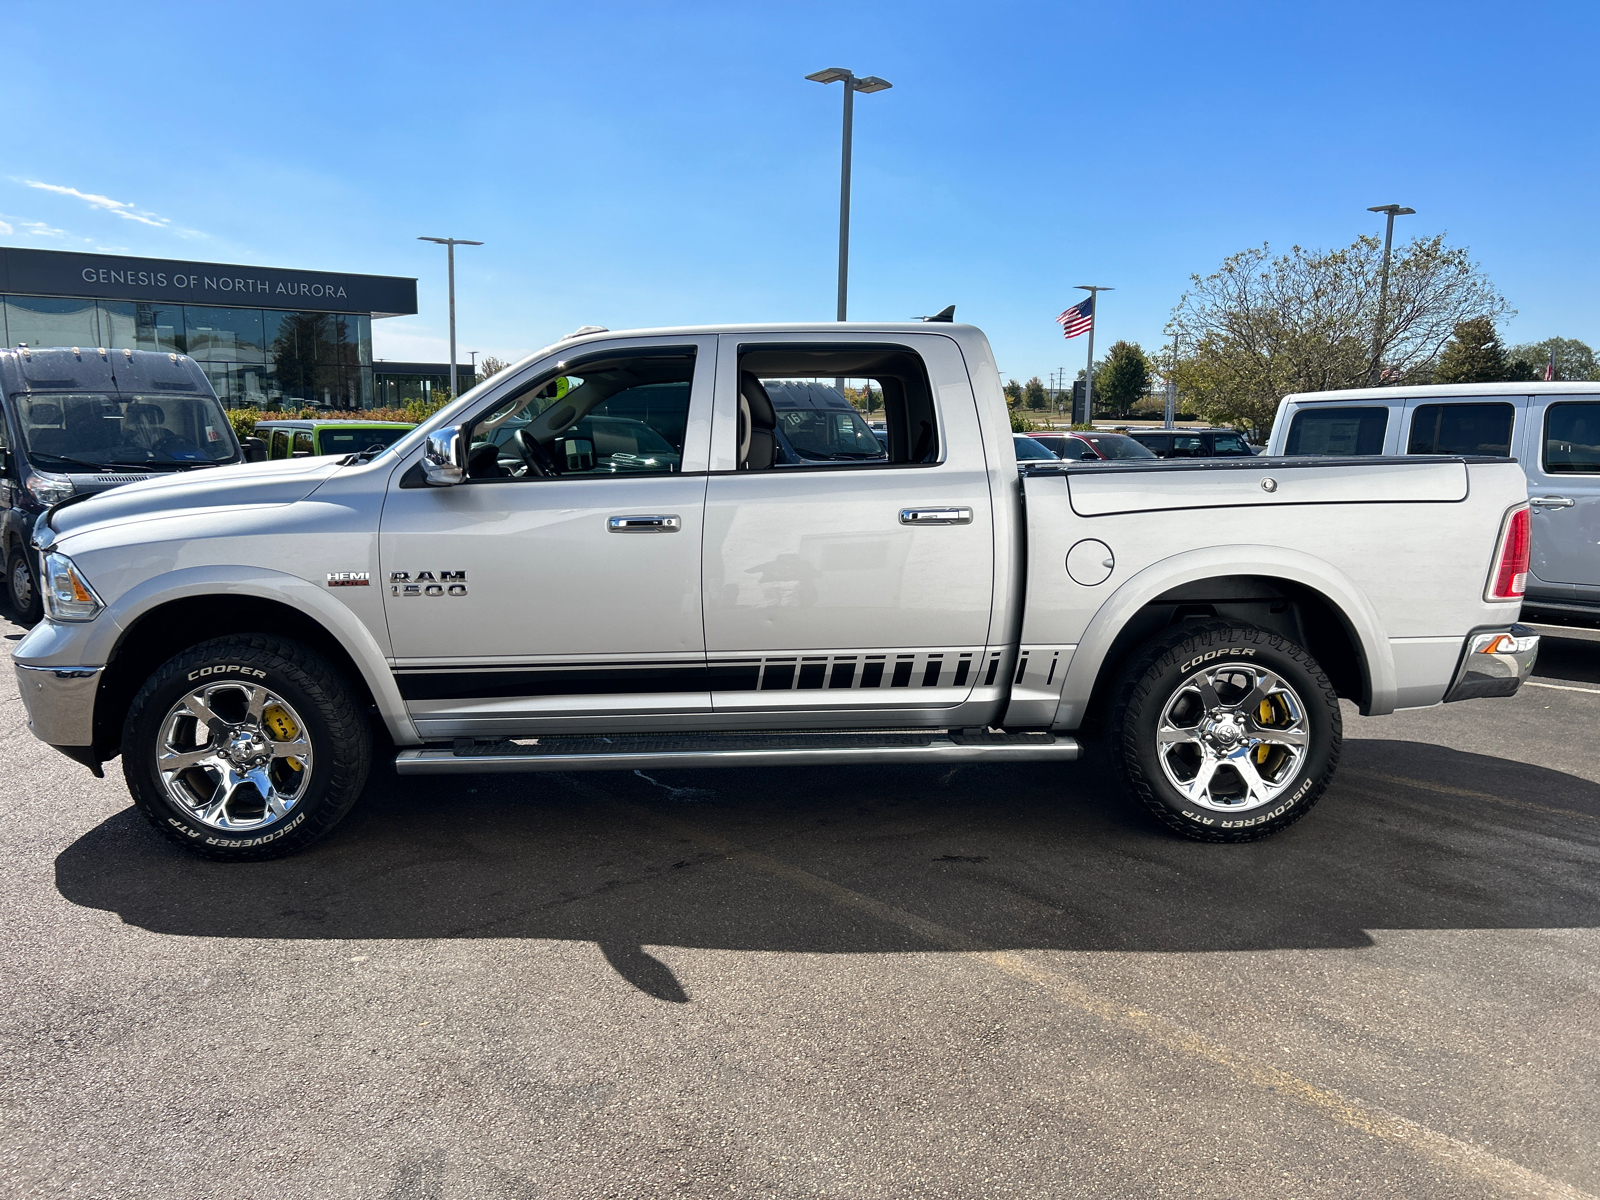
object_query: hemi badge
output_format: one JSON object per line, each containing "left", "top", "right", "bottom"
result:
{"left": 327, "top": 572, "right": 371, "bottom": 587}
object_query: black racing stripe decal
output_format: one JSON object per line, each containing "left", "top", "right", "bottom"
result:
{"left": 397, "top": 665, "right": 710, "bottom": 702}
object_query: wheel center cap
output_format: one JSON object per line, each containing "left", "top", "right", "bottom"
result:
{"left": 227, "top": 729, "right": 265, "bottom": 765}
{"left": 1207, "top": 716, "right": 1244, "bottom": 747}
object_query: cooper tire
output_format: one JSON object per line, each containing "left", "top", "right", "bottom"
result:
{"left": 122, "top": 634, "right": 372, "bottom": 861}
{"left": 1109, "top": 620, "right": 1341, "bottom": 843}
{"left": 7, "top": 547, "right": 42, "bottom": 625}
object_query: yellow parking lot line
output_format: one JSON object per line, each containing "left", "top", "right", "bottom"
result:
{"left": 610, "top": 793, "right": 1595, "bottom": 1200}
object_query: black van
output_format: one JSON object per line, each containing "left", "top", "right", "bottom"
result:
{"left": 1, "top": 347, "right": 249, "bottom": 621}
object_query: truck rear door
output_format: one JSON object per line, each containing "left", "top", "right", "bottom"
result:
{"left": 1524, "top": 393, "right": 1600, "bottom": 591}
{"left": 699, "top": 332, "right": 1000, "bottom": 722}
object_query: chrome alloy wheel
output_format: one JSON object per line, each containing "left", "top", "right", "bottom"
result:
{"left": 155, "top": 682, "right": 313, "bottom": 831}
{"left": 1155, "top": 662, "right": 1309, "bottom": 813}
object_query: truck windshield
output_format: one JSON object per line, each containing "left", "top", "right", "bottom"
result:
{"left": 17, "top": 392, "right": 240, "bottom": 470}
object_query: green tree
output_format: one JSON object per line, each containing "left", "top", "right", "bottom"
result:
{"left": 1024, "top": 376, "right": 1048, "bottom": 410}
{"left": 1435, "top": 317, "right": 1511, "bottom": 384}
{"left": 1167, "top": 234, "right": 1509, "bottom": 438}
{"left": 1506, "top": 336, "right": 1598, "bottom": 382}
{"left": 1094, "top": 341, "right": 1150, "bottom": 415}
{"left": 1003, "top": 378, "right": 1024, "bottom": 407}
{"left": 477, "top": 355, "right": 513, "bottom": 384}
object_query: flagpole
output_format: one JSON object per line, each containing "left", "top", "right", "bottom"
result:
{"left": 1074, "top": 285, "right": 1112, "bottom": 424}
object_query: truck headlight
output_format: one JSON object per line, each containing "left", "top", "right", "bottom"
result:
{"left": 41, "top": 552, "right": 104, "bottom": 622}
{"left": 26, "top": 471, "right": 75, "bottom": 506}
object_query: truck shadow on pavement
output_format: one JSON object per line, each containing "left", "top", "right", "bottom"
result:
{"left": 55, "top": 739, "right": 1600, "bottom": 1002}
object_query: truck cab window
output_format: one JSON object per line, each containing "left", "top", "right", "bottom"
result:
{"left": 1408, "top": 403, "right": 1513, "bottom": 456}
{"left": 466, "top": 348, "right": 695, "bottom": 481}
{"left": 1284, "top": 406, "right": 1388, "bottom": 455}
{"left": 735, "top": 344, "right": 938, "bottom": 470}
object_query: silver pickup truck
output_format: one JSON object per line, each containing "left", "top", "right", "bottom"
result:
{"left": 10, "top": 324, "right": 1537, "bottom": 860}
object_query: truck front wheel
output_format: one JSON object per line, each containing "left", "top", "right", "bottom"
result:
{"left": 1109, "top": 621, "right": 1341, "bottom": 842}
{"left": 121, "top": 634, "right": 372, "bottom": 861}
{"left": 7, "top": 547, "right": 42, "bottom": 624}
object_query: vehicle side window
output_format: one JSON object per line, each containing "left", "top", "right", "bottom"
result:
{"left": 269, "top": 430, "right": 289, "bottom": 459}
{"left": 1132, "top": 434, "right": 1166, "bottom": 454}
{"left": 734, "top": 343, "right": 936, "bottom": 470}
{"left": 292, "top": 430, "right": 314, "bottom": 457}
{"left": 1408, "top": 403, "right": 1513, "bottom": 456}
{"left": 1284, "top": 406, "right": 1388, "bottom": 455}
{"left": 465, "top": 347, "right": 695, "bottom": 481}
{"left": 1209, "top": 432, "right": 1251, "bottom": 456}
{"left": 1544, "top": 402, "right": 1600, "bottom": 474}
{"left": 1170, "top": 435, "right": 1204, "bottom": 457}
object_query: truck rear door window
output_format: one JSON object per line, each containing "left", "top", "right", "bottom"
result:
{"left": 735, "top": 344, "right": 936, "bottom": 469}
{"left": 1544, "top": 402, "right": 1600, "bottom": 473}
{"left": 1407, "top": 403, "right": 1513, "bottom": 456}
{"left": 1284, "top": 407, "right": 1388, "bottom": 455}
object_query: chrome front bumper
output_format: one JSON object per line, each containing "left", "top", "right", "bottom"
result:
{"left": 13, "top": 663, "right": 102, "bottom": 747}
{"left": 1443, "top": 625, "right": 1539, "bottom": 703}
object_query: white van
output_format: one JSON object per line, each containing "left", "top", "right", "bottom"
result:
{"left": 1267, "top": 382, "right": 1600, "bottom": 621}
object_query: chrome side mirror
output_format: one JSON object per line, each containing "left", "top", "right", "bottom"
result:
{"left": 423, "top": 426, "right": 466, "bottom": 486}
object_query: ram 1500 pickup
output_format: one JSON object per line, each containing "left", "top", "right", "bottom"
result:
{"left": 9, "top": 325, "right": 1538, "bottom": 860}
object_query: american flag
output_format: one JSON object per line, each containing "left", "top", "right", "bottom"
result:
{"left": 1056, "top": 297, "right": 1093, "bottom": 339}
{"left": 1545, "top": 349, "right": 1556, "bottom": 381}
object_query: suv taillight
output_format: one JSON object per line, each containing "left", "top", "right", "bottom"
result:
{"left": 1486, "top": 504, "right": 1531, "bottom": 601}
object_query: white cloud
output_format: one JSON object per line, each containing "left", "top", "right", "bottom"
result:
{"left": 25, "top": 179, "right": 173, "bottom": 229}
{"left": 21, "top": 220, "right": 69, "bottom": 238}
{"left": 0, "top": 219, "right": 11, "bottom": 235}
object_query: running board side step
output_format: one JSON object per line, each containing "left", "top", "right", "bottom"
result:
{"left": 393, "top": 729, "right": 1081, "bottom": 775}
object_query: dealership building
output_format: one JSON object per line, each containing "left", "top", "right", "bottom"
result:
{"left": 0, "top": 247, "right": 476, "bottom": 409}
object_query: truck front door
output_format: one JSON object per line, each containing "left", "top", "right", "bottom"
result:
{"left": 700, "top": 333, "right": 1000, "bottom": 724}
{"left": 378, "top": 337, "right": 716, "bottom": 739}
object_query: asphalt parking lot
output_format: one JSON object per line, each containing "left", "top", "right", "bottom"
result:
{"left": 3, "top": 608, "right": 1598, "bottom": 1200}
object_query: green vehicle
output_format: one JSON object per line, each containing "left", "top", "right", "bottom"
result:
{"left": 255, "top": 419, "right": 415, "bottom": 460}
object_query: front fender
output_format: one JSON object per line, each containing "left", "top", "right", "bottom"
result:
{"left": 1052, "top": 544, "right": 1395, "bottom": 729}
{"left": 14, "top": 565, "right": 418, "bottom": 746}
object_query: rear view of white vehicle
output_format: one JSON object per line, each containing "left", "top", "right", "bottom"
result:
{"left": 1268, "top": 381, "right": 1600, "bottom": 622}
{"left": 12, "top": 323, "right": 1538, "bottom": 860}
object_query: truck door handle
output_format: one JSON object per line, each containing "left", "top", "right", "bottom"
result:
{"left": 900, "top": 507, "right": 973, "bottom": 525}
{"left": 1532, "top": 496, "right": 1575, "bottom": 508}
{"left": 607, "top": 514, "right": 681, "bottom": 533}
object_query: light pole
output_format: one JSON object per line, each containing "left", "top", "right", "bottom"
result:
{"left": 1366, "top": 204, "right": 1414, "bottom": 382}
{"left": 806, "top": 67, "right": 892, "bottom": 321}
{"left": 1165, "top": 332, "right": 1179, "bottom": 429}
{"left": 1075, "top": 285, "right": 1112, "bottom": 423}
{"left": 417, "top": 235, "right": 483, "bottom": 398}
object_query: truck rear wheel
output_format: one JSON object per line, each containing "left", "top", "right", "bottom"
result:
{"left": 121, "top": 634, "right": 372, "bottom": 861}
{"left": 1109, "top": 621, "right": 1341, "bottom": 842}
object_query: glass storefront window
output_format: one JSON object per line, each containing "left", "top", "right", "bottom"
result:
{"left": 101, "top": 302, "right": 186, "bottom": 352}
{"left": 4, "top": 296, "right": 100, "bottom": 350}
{"left": 185, "top": 306, "right": 265, "bottom": 363}
{"left": 4, "top": 295, "right": 385, "bottom": 412}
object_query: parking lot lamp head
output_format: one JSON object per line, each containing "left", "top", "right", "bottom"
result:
{"left": 807, "top": 68, "right": 893, "bottom": 322}
{"left": 418, "top": 236, "right": 484, "bottom": 401}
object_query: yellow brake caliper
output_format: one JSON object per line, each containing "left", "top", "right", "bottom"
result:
{"left": 1255, "top": 697, "right": 1277, "bottom": 763}
{"left": 262, "top": 704, "right": 304, "bottom": 772}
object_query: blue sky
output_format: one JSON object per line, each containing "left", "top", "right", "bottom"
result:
{"left": 3, "top": 0, "right": 1596, "bottom": 382}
